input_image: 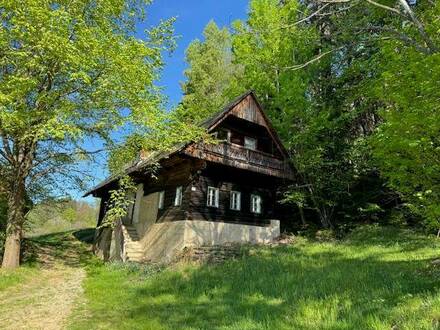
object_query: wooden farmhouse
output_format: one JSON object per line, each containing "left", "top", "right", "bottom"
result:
{"left": 86, "top": 91, "right": 295, "bottom": 262}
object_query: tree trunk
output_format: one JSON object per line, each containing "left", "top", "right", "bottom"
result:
{"left": 1, "top": 177, "right": 26, "bottom": 269}
{"left": 298, "top": 205, "right": 307, "bottom": 227}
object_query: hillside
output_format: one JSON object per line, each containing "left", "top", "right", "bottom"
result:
{"left": 1, "top": 225, "right": 440, "bottom": 329}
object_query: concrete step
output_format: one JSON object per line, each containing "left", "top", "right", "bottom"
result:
{"left": 126, "top": 249, "right": 143, "bottom": 254}
{"left": 125, "top": 243, "right": 142, "bottom": 248}
{"left": 125, "top": 251, "right": 144, "bottom": 256}
{"left": 122, "top": 225, "right": 144, "bottom": 262}
{"left": 127, "top": 254, "right": 143, "bottom": 259}
{"left": 127, "top": 258, "right": 144, "bottom": 262}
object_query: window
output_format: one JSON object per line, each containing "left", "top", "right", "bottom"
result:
{"left": 229, "top": 131, "right": 243, "bottom": 145}
{"left": 251, "top": 194, "right": 262, "bottom": 214}
{"left": 207, "top": 186, "right": 219, "bottom": 208}
{"left": 244, "top": 136, "right": 257, "bottom": 150}
{"left": 230, "top": 191, "right": 241, "bottom": 211}
{"left": 158, "top": 191, "right": 165, "bottom": 209}
{"left": 216, "top": 129, "right": 229, "bottom": 141}
{"left": 174, "top": 186, "right": 183, "bottom": 206}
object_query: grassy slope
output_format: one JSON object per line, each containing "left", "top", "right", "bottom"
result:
{"left": 0, "top": 229, "right": 95, "bottom": 329}
{"left": 69, "top": 226, "right": 440, "bottom": 330}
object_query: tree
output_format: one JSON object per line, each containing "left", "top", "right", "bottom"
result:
{"left": 178, "top": 21, "right": 243, "bottom": 122}
{"left": 0, "top": 0, "right": 177, "bottom": 268}
{"left": 179, "top": 0, "right": 392, "bottom": 229}
{"left": 368, "top": 2, "right": 440, "bottom": 231}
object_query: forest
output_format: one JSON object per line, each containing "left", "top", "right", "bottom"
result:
{"left": 176, "top": 0, "right": 439, "bottom": 234}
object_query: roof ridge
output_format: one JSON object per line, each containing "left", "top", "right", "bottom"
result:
{"left": 200, "top": 90, "right": 254, "bottom": 129}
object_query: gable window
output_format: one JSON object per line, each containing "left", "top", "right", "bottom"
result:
{"left": 230, "top": 131, "right": 243, "bottom": 145}
{"left": 244, "top": 136, "right": 257, "bottom": 150}
{"left": 230, "top": 191, "right": 241, "bottom": 211}
{"left": 207, "top": 186, "right": 219, "bottom": 208}
{"left": 174, "top": 186, "right": 183, "bottom": 206}
{"left": 158, "top": 191, "right": 165, "bottom": 209}
{"left": 250, "top": 194, "right": 262, "bottom": 214}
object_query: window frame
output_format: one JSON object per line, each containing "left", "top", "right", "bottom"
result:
{"left": 207, "top": 186, "right": 220, "bottom": 208}
{"left": 244, "top": 136, "right": 257, "bottom": 150}
{"left": 158, "top": 190, "right": 165, "bottom": 209}
{"left": 230, "top": 191, "right": 241, "bottom": 211}
{"left": 250, "top": 194, "right": 262, "bottom": 214}
{"left": 174, "top": 186, "right": 183, "bottom": 206}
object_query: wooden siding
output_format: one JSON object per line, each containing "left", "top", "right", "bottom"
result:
{"left": 208, "top": 94, "right": 287, "bottom": 157}
{"left": 187, "top": 163, "right": 282, "bottom": 226}
{"left": 183, "top": 142, "right": 294, "bottom": 179}
{"left": 139, "top": 157, "right": 197, "bottom": 222}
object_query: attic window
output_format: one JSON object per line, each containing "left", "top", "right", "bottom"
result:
{"left": 244, "top": 136, "right": 257, "bottom": 150}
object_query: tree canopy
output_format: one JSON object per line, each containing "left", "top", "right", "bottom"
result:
{"left": 178, "top": 0, "right": 440, "bottom": 231}
{"left": 0, "top": 0, "right": 201, "bottom": 268}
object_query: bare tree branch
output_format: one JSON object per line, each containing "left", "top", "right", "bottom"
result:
{"left": 365, "top": 0, "right": 402, "bottom": 16}
{"left": 363, "top": 25, "right": 432, "bottom": 54}
{"left": 279, "top": 3, "right": 331, "bottom": 29}
{"left": 397, "top": 0, "right": 438, "bottom": 53}
{"left": 281, "top": 47, "right": 343, "bottom": 71}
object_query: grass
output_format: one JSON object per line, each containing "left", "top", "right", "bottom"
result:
{"left": 67, "top": 225, "right": 440, "bottom": 330}
{"left": 1, "top": 225, "right": 440, "bottom": 329}
{"left": 0, "top": 229, "right": 95, "bottom": 329}
{"left": 0, "top": 266, "right": 39, "bottom": 291}
{"left": 0, "top": 229, "right": 94, "bottom": 292}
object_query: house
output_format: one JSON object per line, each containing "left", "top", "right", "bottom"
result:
{"left": 85, "top": 91, "right": 295, "bottom": 263}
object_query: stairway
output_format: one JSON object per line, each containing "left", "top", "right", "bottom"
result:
{"left": 121, "top": 225, "right": 144, "bottom": 262}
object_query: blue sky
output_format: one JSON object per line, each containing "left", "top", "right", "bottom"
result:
{"left": 79, "top": 0, "right": 249, "bottom": 200}
{"left": 143, "top": 0, "right": 249, "bottom": 108}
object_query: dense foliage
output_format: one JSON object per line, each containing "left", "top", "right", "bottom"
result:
{"left": 0, "top": 0, "right": 203, "bottom": 267}
{"left": 179, "top": 0, "right": 440, "bottom": 231}
{"left": 27, "top": 199, "right": 98, "bottom": 236}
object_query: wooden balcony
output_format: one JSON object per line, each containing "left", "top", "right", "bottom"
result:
{"left": 183, "top": 142, "right": 294, "bottom": 180}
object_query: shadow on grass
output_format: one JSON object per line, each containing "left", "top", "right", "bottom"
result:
{"left": 80, "top": 227, "right": 440, "bottom": 329}
{"left": 23, "top": 228, "right": 96, "bottom": 268}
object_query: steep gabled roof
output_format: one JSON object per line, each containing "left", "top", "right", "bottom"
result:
{"left": 200, "top": 90, "right": 255, "bottom": 129}
{"left": 85, "top": 90, "right": 291, "bottom": 197}
{"left": 202, "top": 90, "right": 288, "bottom": 158}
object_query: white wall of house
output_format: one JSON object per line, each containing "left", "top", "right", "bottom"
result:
{"left": 132, "top": 183, "right": 144, "bottom": 224}
{"left": 137, "top": 219, "right": 280, "bottom": 263}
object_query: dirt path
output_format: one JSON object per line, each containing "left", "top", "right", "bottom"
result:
{"left": 0, "top": 266, "right": 85, "bottom": 330}
{"left": 0, "top": 229, "right": 94, "bottom": 330}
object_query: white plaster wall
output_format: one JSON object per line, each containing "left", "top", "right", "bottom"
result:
{"left": 132, "top": 184, "right": 144, "bottom": 224}
{"left": 136, "top": 192, "right": 159, "bottom": 241}
{"left": 184, "top": 220, "right": 280, "bottom": 246}
{"left": 140, "top": 221, "right": 187, "bottom": 263}
{"left": 136, "top": 219, "right": 280, "bottom": 263}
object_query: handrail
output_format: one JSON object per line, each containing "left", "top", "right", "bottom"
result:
{"left": 202, "top": 142, "right": 286, "bottom": 171}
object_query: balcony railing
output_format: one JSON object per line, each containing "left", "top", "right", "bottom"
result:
{"left": 207, "top": 142, "right": 284, "bottom": 169}
{"left": 184, "top": 142, "right": 293, "bottom": 179}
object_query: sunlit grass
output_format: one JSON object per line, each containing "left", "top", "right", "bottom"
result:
{"left": 0, "top": 266, "right": 39, "bottom": 292}
{"left": 69, "top": 225, "right": 440, "bottom": 330}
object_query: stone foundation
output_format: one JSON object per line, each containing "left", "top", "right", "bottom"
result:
{"left": 96, "top": 219, "right": 280, "bottom": 263}
{"left": 141, "top": 219, "right": 280, "bottom": 263}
